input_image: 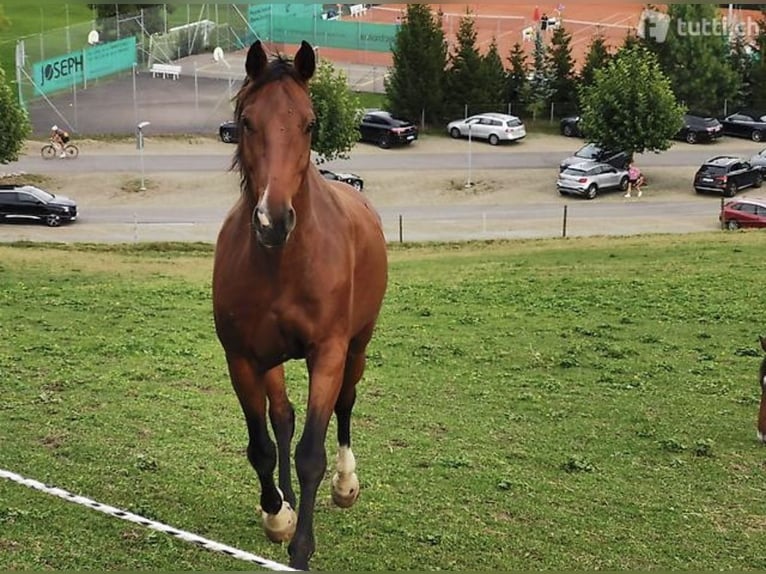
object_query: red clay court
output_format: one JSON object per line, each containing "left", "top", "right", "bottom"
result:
{"left": 314, "top": 3, "right": 763, "bottom": 69}
{"left": 316, "top": 3, "right": 646, "bottom": 68}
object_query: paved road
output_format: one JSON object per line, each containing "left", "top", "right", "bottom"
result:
{"left": 9, "top": 144, "right": 766, "bottom": 174}
{"left": 0, "top": 139, "right": 740, "bottom": 243}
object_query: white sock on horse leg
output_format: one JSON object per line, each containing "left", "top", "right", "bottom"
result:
{"left": 332, "top": 446, "right": 360, "bottom": 508}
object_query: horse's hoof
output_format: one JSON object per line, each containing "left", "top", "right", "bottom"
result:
{"left": 331, "top": 471, "right": 360, "bottom": 508}
{"left": 262, "top": 500, "right": 297, "bottom": 543}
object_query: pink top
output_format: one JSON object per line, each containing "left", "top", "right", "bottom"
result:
{"left": 628, "top": 166, "right": 640, "bottom": 180}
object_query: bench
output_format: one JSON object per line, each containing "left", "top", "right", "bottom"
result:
{"left": 150, "top": 63, "right": 182, "bottom": 80}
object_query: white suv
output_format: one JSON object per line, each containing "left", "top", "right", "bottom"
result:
{"left": 447, "top": 113, "right": 526, "bottom": 145}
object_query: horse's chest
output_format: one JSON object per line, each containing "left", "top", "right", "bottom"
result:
{"left": 217, "top": 294, "right": 308, "bottom": 366}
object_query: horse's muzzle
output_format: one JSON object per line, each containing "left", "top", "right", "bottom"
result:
{"left": 252, "top": 205, "right": 296, "bottom": 248}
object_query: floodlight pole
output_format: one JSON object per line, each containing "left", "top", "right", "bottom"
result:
{"left": 137, "top": 121, "right": 150, "bottom": 191}
{"left": 465, "top": 124, "right": 473, "bottom": 188}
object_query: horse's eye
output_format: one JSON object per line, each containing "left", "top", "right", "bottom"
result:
{"left": 241, "top": 117, "right": 253, "bottom": 132}
{"left": 306, "top": 120, "right": 316, "bottom": 135}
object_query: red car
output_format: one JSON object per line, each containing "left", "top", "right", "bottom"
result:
{"left": 719, "top": 197, "right": 766, "bottom": 230}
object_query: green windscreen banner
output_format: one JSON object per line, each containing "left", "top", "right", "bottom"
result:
{"left": 32, "top": 37, "right": 137, "bottom": 96}
{"left": 248, "top": 4, "right": 397, "bottom": 52}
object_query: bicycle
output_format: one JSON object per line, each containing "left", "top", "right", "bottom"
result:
{"left": 41, "top": 141, "right": 79, "bottom": 160}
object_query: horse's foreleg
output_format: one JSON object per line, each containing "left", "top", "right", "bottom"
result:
{"left": 289, "top": 342, "right": 347, "bottom": 570}
{"left": 228, "top": 357, "right": 296, "bottom": 543}
{"left": 331, "top": 346, "right": 367, "bottom": 508}
{"left": 266, "top": 366, "right": 297, "bottom": 508}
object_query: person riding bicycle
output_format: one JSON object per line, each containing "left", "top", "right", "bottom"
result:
{"left": 50, "top": 125, "right": 71, "bottom": 158}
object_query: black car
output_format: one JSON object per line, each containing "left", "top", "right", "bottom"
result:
{"left": 748, "top": 147, "right": 766, "bottom": 174}
{"left": 559, "top": 143, "right": 629, "bottom": 172}
{"left": 0, "top": 184, "right": 77, "bottom": 227}
{"left": 674, "top": 113, "right": 723, "bottom": 144}
{"left": 720, "top": 111, "right": 766, "bottom": 142}
{"left": 693, "top": 155, "right": 763, "bottom": 197}
{"left": 319, "top": 169, "right": 363, "bottom": 191}
{"left": 560, "top": 115, "right": 584, "bottom": 138}
{"left": 358, "top": 110, "right": 418, "bottom": 149}
{"left": 219, "top": 120, "right": 238, "bottom": 143}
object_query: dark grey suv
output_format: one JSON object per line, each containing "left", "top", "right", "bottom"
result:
{"left": 560, "top": 143, "right": 629, "bottom": 172}
{"left": 0, "top": 185, "right": 78, "bottom": 227}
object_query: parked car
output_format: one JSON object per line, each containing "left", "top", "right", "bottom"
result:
{"left": 560, "top": 143, "right": 629, "bottom": 172}
{"left": 693, "top": 155, "right": 763, "bottom": 197}
{"left": 560, "top": 115, "right": 583, "bottom": 138}
{"left": 319, "top": 168, "right": 364, "bottom": 191}
{"left": 719, "top": 196, "right": 766, "bottom": 229}
{"left": 447, "top": 112, "right": 526, "bottom": 145}
{"left": 556, "top": 160, "right": 630, "bottom": 199}
{"left": 0, "top": 184, "right": 78, "bottom": 227}
{"left": 720, "top": 111, "right": 766, "bottom": 142}
{"left": 748, "top": 147, "right": 766, "bottom": 174}
{"left": 219, "top": 119, "right": 238, "bottom": 143}
{"left": 674, "top": 113, "right": 723, "bottom": 144}
{"left": 358, "top": 110, "right": 418, "bottom": 149}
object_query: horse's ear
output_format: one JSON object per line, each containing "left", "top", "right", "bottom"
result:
{"left": 293, "top": 40, "right": 316, "bottom": 82}
{"left": 245, "top": 40, "right": 268, "bottom": 81}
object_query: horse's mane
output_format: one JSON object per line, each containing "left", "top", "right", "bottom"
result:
{"left": 232, "top": 54, "right": 307, "bottom": 196}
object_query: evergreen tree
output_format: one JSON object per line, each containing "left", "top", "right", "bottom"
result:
{"left": 547, "top": 25, "right": 577, "bottom": 114}
{"left": 579, "top": 45, "right": 684, "bottom": 158}
{"left": 748, "top": 20, "right": 766, "bottom": 111}
{"left": 521, "top": 30, "right": 555, "bottom": 119}
{"left": 0, "top": 67, "right": 31, "bottom": 164}
{"left": 385, "top": 4, "right": 448, "bottom": 126}
{"left": 482, "top": 37, "right": 508, "bottom": 113}
{"left": 620, "top": 29, "right": 643, "bottom": 53}
{"left": 650, "top": 4, "right": 740, "bottom": 115}
{"left": 580, "top": 34, "right": 612, "bottom": 88}
{"left": 446, "top": 10, "right": 485, "bottom": 116}
{"left": 506, "top": 42, "right": 528, "bottom": 104}
{"left": 729, "top": 28, "right": 754, "bottom": 110}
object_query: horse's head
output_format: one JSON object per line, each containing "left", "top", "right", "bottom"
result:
{"left": 758, "top": 336, "right": 766, "bottom": 443}
{"left": 234, "top": 40, "right": 316, "bottom": 248}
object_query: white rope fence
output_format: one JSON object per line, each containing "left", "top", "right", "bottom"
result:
{"left": 0, "top": 468, "right": 297, "bottom": 572}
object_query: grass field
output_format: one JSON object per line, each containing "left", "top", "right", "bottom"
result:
{"left": 1, "top": 234, "right": 765, "bottom": 570}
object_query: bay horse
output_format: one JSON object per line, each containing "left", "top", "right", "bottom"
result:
{"left": 758, "top": 336, "right": 766, "bottom": 442}
{"left": 212, "top": 40, "right": 388, "bottom": 569}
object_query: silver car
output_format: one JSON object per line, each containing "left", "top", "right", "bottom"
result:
{"left": 556, "top": 160, "right": 630, "bottom": 199}
{"left": 447, "top": 112, "right": 526, "bottom": 145}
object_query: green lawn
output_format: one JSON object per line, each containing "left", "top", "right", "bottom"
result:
{"left": 1, "top": 234, "right": 765, "bottom": 570}
{"left": 0, "top": 4, "right": 93, "bottom": 82}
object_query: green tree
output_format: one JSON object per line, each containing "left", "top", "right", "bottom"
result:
{"left": 741, "top": 16, "right": 766, "bottom": 111}
{"left": 446, "top": 10, "right": 485, "bottom": 115}
{"left": 309, "top": 60, "right": 362, "bottom": 164}
{"left": 385, "top": 4, "right": 447, "bottom": 126}
{"left": 0, "top": 6, "right": 10, "bottom": 31}
{"left": 0, "top": 67, "right": 30, "bottom": 164}
{"left": 547, "top": 25, "right": 577, "bottom": 113}
{"left": 521, "top": 30, "right": 555, "bottom": 119}
{"left": 506, "top": 42, "right": 528, "bottom": 103}
{"left": 579, "top": 34, "right": 611, "bottom": 89}
{"left": 620, "top": 29, "right": 643, "bottom": 53}
{"left": 482, "top": 37, "right": 508, "bottom": 111}
{"left": 89, "top": 4, "right": 171, "bottom": 38}
{"left": 729, "top": 28, "right": 755, "bottom": 110}
{"left": 578, "top": 46, "right": 684, "bottom": 158}
{"left": 648, "top": 4, "right": 740, "bottom": 115}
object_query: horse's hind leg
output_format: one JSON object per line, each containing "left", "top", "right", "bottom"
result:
{"left": 332, "top": 327, "right": 375, "bottom": 508}
{"left": 228, "top": 357, "right": 297, "bottom": 543}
